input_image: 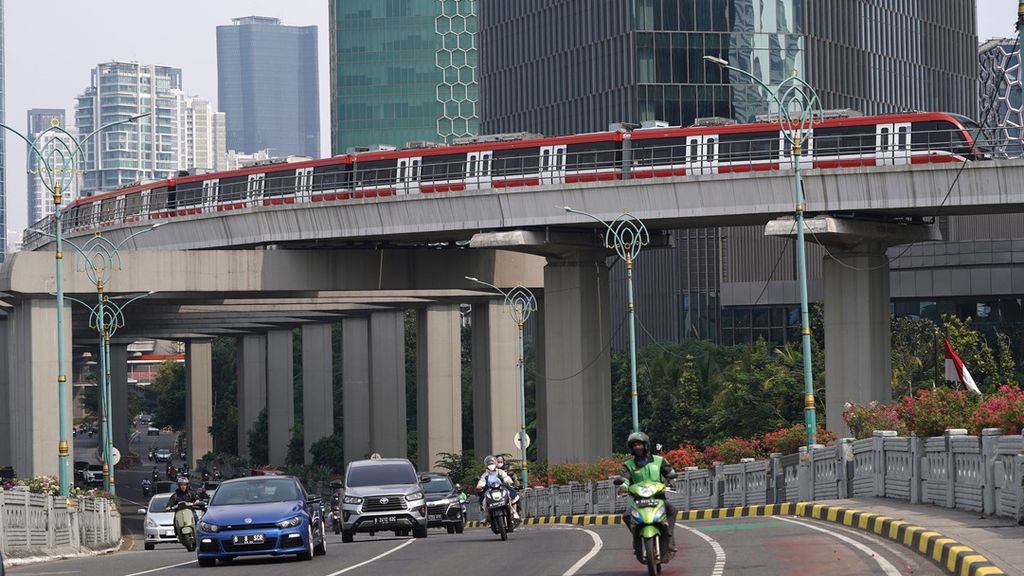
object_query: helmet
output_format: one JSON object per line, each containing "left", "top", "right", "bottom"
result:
{"left": 177, "top": 476, "right": 190, "bottom": 487}
{"left": 483, "top": 455, "right": 497, "bottom": 466}
{"left": 626, "top": 432, "right": 650, "bottom": 452}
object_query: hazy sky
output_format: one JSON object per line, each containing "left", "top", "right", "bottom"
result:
{"left": 2, "top": 1, "right": 1020, "bottom": 236}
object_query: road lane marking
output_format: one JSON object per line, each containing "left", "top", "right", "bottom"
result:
{"left": 776, "top": 516, "right": 901, "bottom": 575}
{"left": 560, "top": 528, "right": 603, "bottom": 576}
{"left": 677, "top": 522, "right": 726, "bottom": 576}
{"left": 322, "top": 539, "right": 415, "bottom": 575}
{"left": 121, "top": 559, "right": 196, "bottom": 576}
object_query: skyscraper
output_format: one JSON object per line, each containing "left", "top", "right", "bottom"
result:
{"left": 478, "top": 0, "right": 979, "bottom": 346}
{"left": 217, "top": 16, "right": 319, "bottom": 159}
{"left": 26, "top": 109, "right": 79, "bottom": 225}
{"left": 979, "top": 38, "right": 1023, "bottom": 158}
{"left": 329, "top": 0, "right": 478, "bottom": 155}
{"left": 177, "top": 95, "right": 227, "bottom": 172}
{"left": 75, "top": 62, "right": 183, "bottom": 196}
{"left": 0, "top": 0, "right": 6, "bottom": 261}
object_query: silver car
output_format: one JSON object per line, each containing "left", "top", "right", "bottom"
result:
{"left": 139, "top": 493, "right": 177, "bottom": 550}
{"left": 340, "top": 458, "right": 428, "bottom": 542}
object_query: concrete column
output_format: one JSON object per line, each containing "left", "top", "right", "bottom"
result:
{"left": 416, "top": 305, "right": 462, "bottom": 472}
{"left": 109, "top": 344, "right": 130, "bottom": 458}
{"left": 266, "top": 330, "right": 295, "bottom": 466}
{"left": 302, "top": 324, "right": 334, "bottom": 464}
{"left": 369, "top": 311, "right": 407, "bottom": 459}
{"left": 343, "top": 317, "right": 371, "bottom": 465}
{"left": 533, "top": 297, "right": 548, "bottom": 462}
{"left": 0, "top": 299, "right": 72, "bottom": 478}
{"left": 185, "top": 340, "right": 214, "bottom": 468}
{"left": 236, "top": 334, "right": 267, "bottom": 457}
{"left": 472, "top": 301, "right": 519, "bottom": 459}
{"left": 823, "top": 248, "right": 892, "bottom": 438}
{"left": 542, "top": 255, "right": 612, "bottom": 463}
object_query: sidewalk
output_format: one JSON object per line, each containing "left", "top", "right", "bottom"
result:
{"left": 823, "top": 497, "right": 1023, "bottom": 575}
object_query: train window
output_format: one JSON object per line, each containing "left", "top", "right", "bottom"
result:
{"left": 355, "top": 160, "right": 397, "bottom": 187}
{"left": 910, "top": 120, "right": 957, "bottom": 151}
{"left": 421, "top": 154, "right": 466, "bottom": 181}
{"left": 264, "top": 170, "right": 292, "bottom": 197}
{"left": 124, "top": 192, "right": 144, "bottom": 217}
{"left": 632, "top": 137, "right": 688, "bottom": 164}
{"left": 218, "top": 175, "right": 247, "bottom": 202}
{"left": 149, "top": 186, "right": 170, "bottom": 212}
{"left": 176, "top": 182, "right": 204, "bottom": 207}
{"left": 492, "top": 147, "right": 541, "bottom": 176}
{"left": 312, "top": 163, "right": 351, "bottom": 191}
{"left": 99, "top": 198, "right": 117, "bottom": 222}
{"left": 813, "top": 125, "right": 875, "bottom": 157}
{"left": 565, "top": 141, "right": 620, "bottom": 171}
{"left": 718, "top": 131, "right": 777, "bottom": 162}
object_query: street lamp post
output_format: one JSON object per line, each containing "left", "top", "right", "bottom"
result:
{"left": 2, "top": 113, "right": 149, "bottom": 496}
{"left": 704, "top": 55, "right": 823, "bottom": 449}
{"left": 465, "top": 276, "right": 537, "bottom": 488}
{"left": 562, "top": 206, "right": 649, "bottom": 434}
{"left": 31, "top": 226, "right": 160, "bottom": 495}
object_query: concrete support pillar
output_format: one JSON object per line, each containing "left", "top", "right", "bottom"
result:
{"left": 370, "top": 312, "right": 407, "bottom": 459}
{"left": 0, "top": 299, "right": 73, "bottom": 478}
{"left": 416, "top": 305, "right": 462, "bottom": 472}
{"left": 534, "top": 298, "right": 548, "bottom": 462}
{"left": 823, "top": 248, "right": 892, "bottom": 438}
{"left": 542, "top": 255, "right": 612, "bottom": 463}
{"left": 109, "top": 344, "right": 130, "bottom": 458}
{"left": 236, "top": 334, "right": 267, "bottom": 458}
{"left": 342, "top": 317, "right": 371, "bottom": 465}
{"left": 472, "top": 301, "right": 519, "bottom": 459}
{"left": 266, "top": 330, "right": 295, "bottom": 466}
{"left": 185, "top": 340, "right": 214, "bottom": 468}
{"left": 302, "top": 324, "right": 334, "bottom": 464}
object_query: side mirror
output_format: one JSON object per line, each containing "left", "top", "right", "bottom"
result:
{"left": 307, "top": 495, "right": 322, "bottom": 505}
{"left": 665, "top": 471, "right": 678, "bottom": 481}
{"left": 418, "top": 474, "right": 431, "bottom": 483}
{"left": 611, "top": 476, "right": 625, "bottom": 486}
{"left": 137, "top": 508, "right": 147, "bottom": 515}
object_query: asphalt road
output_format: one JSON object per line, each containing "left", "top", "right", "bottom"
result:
{"left": 8, "top": 514, "right": 945, "bottom": 576}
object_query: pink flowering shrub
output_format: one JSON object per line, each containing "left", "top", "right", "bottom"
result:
{"left": 761, "top": 424, "right": 837, "bottom": 454}
{"left": 967, "top": 385, "right": 1024, "bottom": 434}
{"left": 843, "top": 401, "right": 907, "bottom": 439}
{"left": 898, "top": 387, "right": 979, "bottom": 438}
{"left": 661, "top": 444, "right": 706, "bottom": 469}
{"left": 703, "top": 437, "right": 763, "bottom": 464}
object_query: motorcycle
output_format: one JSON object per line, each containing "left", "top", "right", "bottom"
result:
{"left": 141, "top": 480, "right": 152, "bottom": 498}
{"left": 151, "top": 469, "right": 159, "bottom": 483}
{"left": 613, "top": 475, "right": 676, "bottom": 576}
{"left": 481, "top": 473, "right": 515, "bottom": 541}
{"left": 171, "top": 500, "right": 205, "bottom": 552}
{"left": 328, "top": 480, "right": 343, "bottom": 534}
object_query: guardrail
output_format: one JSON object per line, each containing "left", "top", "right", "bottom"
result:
{"left": 520, "top": 429, "right": 1024, "bottom": 523}
{"left": 0, "top": 492, "right": 120, "bottom": 560}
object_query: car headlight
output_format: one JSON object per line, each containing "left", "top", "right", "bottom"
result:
{"left": 146, "top": 517, "right": 158, "bottom": 528}
{"left": 636, "top": 485, "right": 657, "bottom": 498}
{"left": 276, "top": 515, "right": 303, "bottom": 529}
{"left": 406, "top": 491, "right": 424, "bottom": 502}
{"left": 198, "top": 521, "right": 219, "bottom": 533}
{"left": 343, "top": 496, "right": 363, "bottom": 505}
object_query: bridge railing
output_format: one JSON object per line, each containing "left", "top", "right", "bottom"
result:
{"left": 519, "top": 429, "right": 1024, "bottom": 521}
{"left": 0, "top": 492, "right": 120, "bottom": 559}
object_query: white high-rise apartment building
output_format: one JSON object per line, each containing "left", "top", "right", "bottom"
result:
{"left": 176, "top": 94, "right": 227, "bottom": 172}
{"left": 26, "top": 108, "right": 80, "bottom": 225}
{"left": 75, "top": 61, "right": 183, "bottom": 195}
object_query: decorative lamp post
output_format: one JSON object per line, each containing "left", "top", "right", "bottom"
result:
{"left": 465, "top": 276, "right": 537, "bottom": 488}
{"left": 562, "top": 206, "right": 649, "bottom": 433}
{"left": 704, "top": 54, "right": 823, "bottom": 449}
{"left": 4, "top": 112, "right": 149, "bottom": 496}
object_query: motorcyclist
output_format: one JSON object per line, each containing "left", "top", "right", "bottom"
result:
{"left": 165, "top": 477, "right": 200, "bottom": 551}
{"left": 495, "top": 455, "right": 521, "bottom": 517}
{"left": 141, "top": 478, "right": 152, "bottom": 497}
{"left": 151, "top": 466, "right": 159, "bottom": 482}
{"left": 618, "top": 432, "right": 677, "bottom": 560}
{"left": 476, "top": 455, "right": 519, "bottom": 520}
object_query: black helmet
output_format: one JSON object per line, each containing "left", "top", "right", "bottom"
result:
{"left": 626, "top": 431, "right": 650, "bottom": 452}
{"left": 177, "top": 476, "right": 190, "bottom": 486}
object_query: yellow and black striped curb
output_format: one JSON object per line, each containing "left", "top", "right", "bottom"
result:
{"left": 500, "top": 502, "right": 1006, "bottom": 576}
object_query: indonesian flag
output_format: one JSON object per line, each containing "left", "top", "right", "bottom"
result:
{"left": 944, "top": 339, "right": 981, "bottom": 395}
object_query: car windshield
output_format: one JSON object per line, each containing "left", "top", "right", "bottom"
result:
{"left": 422, "top": 476, "right": 453, "bottom": 493}
{"left": 149, "top": 494, "right": 171, "bottom": 512}
{"left": 209, "top": 478, "right": 302, "bottom": 506}
{"left": 346, "top": 463, "right": 417, "bottom": 487}
{"left": 88, "top": 465, "right": 102, "bottom": 472}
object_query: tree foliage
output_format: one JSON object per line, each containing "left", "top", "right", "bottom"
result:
{"left": 152, "top": 360, "right": 185, "bottom": 430}
{"left": 247, "top": 408, "right": 269, "bottom": 466}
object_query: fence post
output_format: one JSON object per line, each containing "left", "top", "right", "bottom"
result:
{"left": 1016, "top": 454, "right": 1024, "bottom": 525}
{"left": 46, "top": 495, "right": 55, "bottom": 549}
{"left": 798, "top": 446, "right": 812, "bottom": 501}
{"left": 872, "top": 430, "right": 896, "bottom": 497}
{"left": 837, "top": 438, "right": 853, "bottom": 498}
{"left": 910, "top": 435, "right": 923, "bottom": 504}
{"left": 768, "top": 454, "right": 782, "bottom": 504}
{"left": 981, "top": 428, "right": 1002, "bottom": 515}
{"left": 711, "top": 462, "right": 723, "bottom": 509}
{"left": 0, "top": 490, "right": 6, "bottom": 556}
{"left": 944, "top": 429, "right": 967, "bottom": 508}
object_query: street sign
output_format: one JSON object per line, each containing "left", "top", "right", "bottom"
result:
{"left": 101, "top": 447, "right": 121, "bottom": 466}
{"left": 514, "top": 432, "right": 531, "bottom": 450}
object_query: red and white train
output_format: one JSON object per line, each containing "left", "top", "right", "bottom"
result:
{"left": 59, "top": 111, "right": 981, "bottom": 231}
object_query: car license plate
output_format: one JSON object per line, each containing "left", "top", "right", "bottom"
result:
{"left": 232, "top": 534, "right": 265, "bottom": 545}
{"left": 164, "top": 530, "right": 175, "bottom": 537}
{"left": 373, "top": 516, "right": 398, "bottom": 525}
{"left": 428, "top": 514, "right": 443, "bottom": 521}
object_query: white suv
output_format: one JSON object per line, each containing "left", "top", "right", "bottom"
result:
{"left": 339, "top": 458, "right": 428, "bottom": 542}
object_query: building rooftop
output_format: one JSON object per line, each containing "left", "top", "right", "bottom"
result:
{"left": 231, "top": 16, "right": 282, "bottom": 26}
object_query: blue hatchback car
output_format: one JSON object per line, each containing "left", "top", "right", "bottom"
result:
{"left": 196, "top": 475, "right": 326, "bottom": 567}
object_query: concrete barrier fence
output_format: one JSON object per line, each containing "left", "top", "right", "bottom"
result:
{"left": 0, "top": 491, "right": 120, "bottom": 560}
{"left": 520, "top": 429, "right": 1024, "bottom": 522}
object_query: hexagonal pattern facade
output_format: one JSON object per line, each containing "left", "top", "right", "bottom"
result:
{"left": 435, "top": 0, "right": 478, "bottom": 141}
{"left": 979, "top": 39, "right": 1023, "bottom": 158}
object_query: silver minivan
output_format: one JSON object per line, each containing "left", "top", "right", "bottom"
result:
{"left": 339, "top": 458, "right": 428, "bottom": 542}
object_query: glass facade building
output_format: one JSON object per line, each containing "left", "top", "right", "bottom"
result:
{"left": 979, "top": 38, "right": 1023, "bottom": 158}
{"left": 479, "top": 0, "right": 979, "bottom": 348}
{"left": 26, "top": 109, "right": 79, "bottom": 225}
{"left": 75, "top": 62, "right": 183, "bottom": 195}
{"left": 330, "top": 0, "right": 478, "bottom": 154}
{"left": 0, "top": 0, "right": 6, "bottom": 261}
{"left": 217, "top": 17, "right": 320, "bottom": 159}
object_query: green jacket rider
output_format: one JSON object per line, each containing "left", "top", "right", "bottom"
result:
{"left": 619, "top": 431, "right": 677, "bottom": 556}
